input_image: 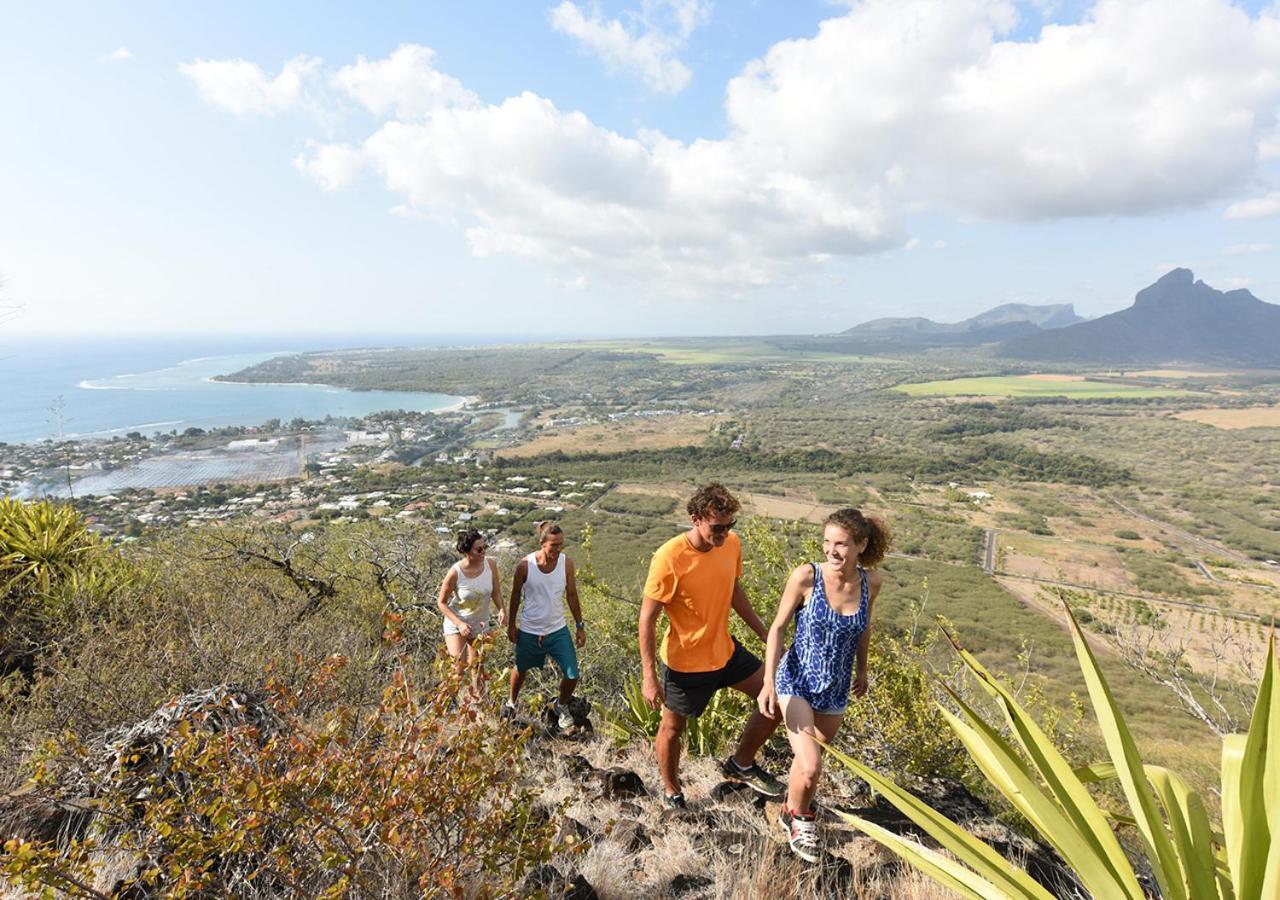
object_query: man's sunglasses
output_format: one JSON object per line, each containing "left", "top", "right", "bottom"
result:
{"left": 708, "top": 521, "right": 736, "bottom": 535}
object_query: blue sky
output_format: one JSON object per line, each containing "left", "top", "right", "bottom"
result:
{"left": 2, "top": 0, "right": 1279, "bottom": 337}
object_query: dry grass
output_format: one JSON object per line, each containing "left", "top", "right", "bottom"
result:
{"left": 526, "top": 734, "right": 971, "bottom": 899}
{"left": 497, "top": 416, "right": 722, "bottom": 458}
{"left": 1173, "top": 406, "right": 1280, "bottom": 430}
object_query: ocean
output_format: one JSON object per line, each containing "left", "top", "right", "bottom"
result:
{"left": 0, "top": 334, "right": 513, "bottom": 444}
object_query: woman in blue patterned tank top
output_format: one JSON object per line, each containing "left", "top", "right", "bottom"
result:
{"left": 759, "top": 508, "right": 890, "bottom": 863}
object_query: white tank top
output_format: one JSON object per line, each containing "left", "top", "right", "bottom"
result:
{"left": 518, "top": 552, "right": 567, "bottom": 636}
{"left": 448, "top": 560, "right": 492, "bottom": 621}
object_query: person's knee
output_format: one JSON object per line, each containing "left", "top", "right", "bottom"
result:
{"left": 658, "top": 715, "right": 686, "bottom": 741}
{"left": 795, "top": 753, "right": 823, "bottom": 787}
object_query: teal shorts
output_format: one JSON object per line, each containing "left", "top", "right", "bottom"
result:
{"left": 515, "top": 627, "right": 579, "bottom": 679}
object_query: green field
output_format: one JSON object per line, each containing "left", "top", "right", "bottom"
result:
{"left": 893, "top": 374, "right": 1192, "bottom": 399}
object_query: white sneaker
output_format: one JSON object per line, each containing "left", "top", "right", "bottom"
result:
{"left": 500, "top": 701, "right": 517, "bottom": 720}
{"left": 555, "top": 702, "right": 575, "bottom": 730}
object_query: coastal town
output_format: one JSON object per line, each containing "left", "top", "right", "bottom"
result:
{"left": 0, "top": 405, "right": 676, "bottom": 541}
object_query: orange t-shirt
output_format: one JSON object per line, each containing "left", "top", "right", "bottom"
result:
{"left": 644, "top": 531, "right": 743, "bottom": 673}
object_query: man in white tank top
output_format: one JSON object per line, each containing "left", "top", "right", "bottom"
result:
{"left": 504, "top": 522, "right": 585, "bottom": 730}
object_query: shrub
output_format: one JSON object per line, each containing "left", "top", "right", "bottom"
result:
{"left": 830, "top": 612, "right": 1280, "bottom": 900}
{"left": 3, "top": 652, "right": 559, "bottom": 898}
{"left": 1115, "top": 529, "right": 1141, "bottom": 540}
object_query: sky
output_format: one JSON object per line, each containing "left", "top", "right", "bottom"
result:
{"left": 2, "top": 0, "right": 1279, "bottom": 338}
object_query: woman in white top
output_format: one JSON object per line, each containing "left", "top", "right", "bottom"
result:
{"left": 437, "top": 529, "right": 505, "bottom": 678}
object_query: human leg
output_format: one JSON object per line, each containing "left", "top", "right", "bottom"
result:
{"left": 443, "top": 632, "right": 468, "bottom": 661}
{"left": 727, "top": 663, "right": 782, "bottom": 768}
{"left": 781, "top": 695, "right": 843, "bottom": 816}
{"left": 655, "top": 706, "right": 688, "bottom": 796}
{"left": 543, "top": 627, "right": 580, "bottom": 705}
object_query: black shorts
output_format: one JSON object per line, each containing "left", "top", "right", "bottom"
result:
{"left": 660, "top": 639, "right": 762, "bottom": 718}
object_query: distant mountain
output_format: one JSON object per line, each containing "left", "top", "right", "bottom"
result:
{"left": 842, "top": 302, "right": 1083, "bottom": 347}
{"left": 1000, "top": 269, "right": 1280, "bottom": 365}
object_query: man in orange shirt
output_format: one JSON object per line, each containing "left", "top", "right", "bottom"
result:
{"left": 639, "top": 483, "right": 783, "bottom": 808}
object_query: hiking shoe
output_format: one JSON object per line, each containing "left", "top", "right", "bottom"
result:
{"left": 722, "top": 757, "right": 785, "bottom": 798}
{"left": 500, "top": 701, "right": 517, "bottom": 720}
{"left": 555, "top": 702, "right": 575, "bottom": 730}
{"left": 663, "top": 792, "right": 688, "bottom": 810}
{"left": 779, "top": 807, "right": 821, "bottom": 863}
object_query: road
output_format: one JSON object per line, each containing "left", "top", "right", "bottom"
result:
{"left": 981, "top": 528, "right": 997, "bottom": 574}
{"left": 992, "top": 570, "right": 1267, "bottom": 624}
{"left": 1098, "top": 492, "right": 1252, "bottom": 564}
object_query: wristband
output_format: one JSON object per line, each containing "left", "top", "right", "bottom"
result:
{"left": 575, "top": 621, "right": 585, "bottom": 629}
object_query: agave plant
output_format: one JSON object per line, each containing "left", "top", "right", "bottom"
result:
{"left": 826, "top": 604, "right": 1278, "bottom": 900}
{"left": 0, "top": 498, "right": 97, "bottom": 596}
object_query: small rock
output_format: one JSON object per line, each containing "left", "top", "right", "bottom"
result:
{"left": 617, "top": 800, "right": 643, "bottom": 817}
{"left": 524, "top": 863, "right": 565, "bottom": 895}
{"left": 565, "top": 754, "right": 595, "bottom": 778}
{"left": 692, "top": 829, "right": 755, "bottom": 857}
{"left": 559, "top": 816, "right": 594, "bottom": 848}
{"left": 668, "top": 873, "right": 714, "bottom": 897}
{"left": 609, "top": 818, "right": 652, "bottom": 852}
{"left": 564, "top": 873, "right": 599, "bottom": 899}
{"left": 598, "top": 767, "right": 647, "bottom": 799}
{"left": 708, "top": 780, "right": 753, "bottom": 801}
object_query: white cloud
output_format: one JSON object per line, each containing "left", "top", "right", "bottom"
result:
{"left": 105, "top": 46, "right": 132, "bottom": 63}
{"left": 234, "top": 0, "right": 1280, "bottom": 294}
{"left": 932, "top": 240, "right": 948, "bottom": 250}
{"left": 292, "top": 142, "right": 366, "bottom": 191}
{"left": 903, "top": 238, "right": 921, "bottom": 250}
{"left": 179, "top": 55, "right": 322, "bottom": 116}
{"left": 1222, "top": 242, "right": 1272, "bottom": 255}
{"left": 1224, "top": 191, "right": 1280, "bottom": 220}
{"left": 549, "top": 0, "right": 710, "bottom": 94}
{"left": 1218, "top": 276, "right": 1256, "bottom": 290}
{"left": 332, "top": 44, "right": 477, "bottom": 118}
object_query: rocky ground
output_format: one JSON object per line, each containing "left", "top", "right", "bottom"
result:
{"left": 2, "top": 690, "right": 1084, "bottom": 899}
{"left": 514, "top": 701, "right": 1081, "bottom": 899}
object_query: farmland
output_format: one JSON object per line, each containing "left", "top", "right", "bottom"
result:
{"left": 893, "top": 373, "right": 1194, "bottom": 399}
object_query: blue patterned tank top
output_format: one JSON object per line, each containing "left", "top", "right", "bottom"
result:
{"left": 775, "top": 563, "right": 869, "bottom": 710}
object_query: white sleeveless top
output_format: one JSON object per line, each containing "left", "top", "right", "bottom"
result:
{"left": 518, "top": 552, "right": 567, "bottom": 636}
{"left": 447, "top": 560, "right": 493, "bottom": 621}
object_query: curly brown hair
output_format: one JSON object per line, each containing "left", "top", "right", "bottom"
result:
{"left": 455, "top": 528, "right": 484, "bottom": 555}
{"left": 824, "top": 507, "right": 891, "bottom": 567}
{"left": 686, "top": 482, "right": 740, "bottom": 520}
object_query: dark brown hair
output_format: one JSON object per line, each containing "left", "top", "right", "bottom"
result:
{"left": 823, "top": 508, "right": 890, "bottom": 568}
{"left": 686, "top": 482, "right": 740, "bottom": 520}
{"left": 535, "top": 521, "right": 563, "bottom": 544}
{"left": 455, "top": 528, "right": 484, "bottom": 555}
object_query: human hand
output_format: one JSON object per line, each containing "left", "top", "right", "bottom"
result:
{"left": 458, "top": 622, "right": 473, "bottom": 640}
{"left": 575, "top": 627, "right": 586, "bottom": 648}
{"left": 642, "top": 674, "right": 664, "bottom": 710}
{"left": 853, "top": 671, "right": 869, "bottom": 698}
{"left": 758, "top": 685, "right": 779, "bottom": 719}
{"left": 497, "top": 608, "right": 507, "bottom": 628}
{"left": 507, "top": 625, "right": 517, "bottom": 645}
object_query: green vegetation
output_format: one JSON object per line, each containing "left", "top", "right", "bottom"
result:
{"left": 833, "top": 617, "right": 1280, "bottom": 900}
{"left": 894, "top": 375, "right": 1192, "bottom": 399}
{"left": 594, "top": 491, "right": 678, "bottom": 517}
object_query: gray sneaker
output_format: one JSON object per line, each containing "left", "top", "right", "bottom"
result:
{"left": 555, "top": 702, "right": 575, "bottom": 730}
{"left": 780, "top": 807, "right": 821, "bottom": 863}
{"left": 721, "top": 757, "right": 784, "bottom": 799}
{"left": 500, "top": 701, "right": 517, "bottom": 720}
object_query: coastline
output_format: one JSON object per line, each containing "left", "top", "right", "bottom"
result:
{"left": 207, "top": 373, "right": 472, "bottom": 412}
